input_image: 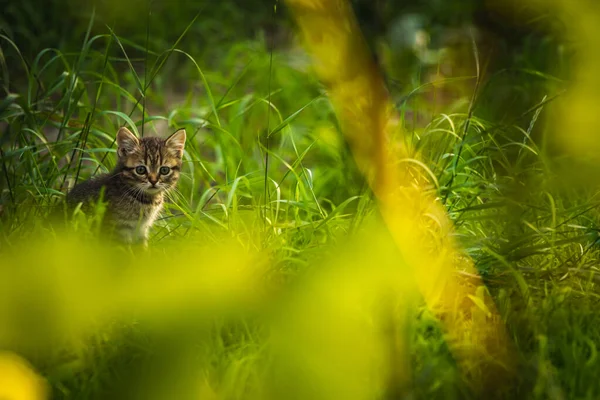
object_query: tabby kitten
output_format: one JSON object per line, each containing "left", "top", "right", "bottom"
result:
{"left": 67, "top": 127, "right": 186, "bottom": 246}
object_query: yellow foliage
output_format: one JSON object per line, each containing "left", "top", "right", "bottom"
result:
{"left": 0, "top": 352, "right": 48, "bottom": 400}
{"left": 0, "top": 233, "right": 265, "bottom": 353}
{"left": 284, "top": 0, "right": 516, "bottom": 392}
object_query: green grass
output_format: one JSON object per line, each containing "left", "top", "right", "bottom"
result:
{"left": 2, "top": 4, "right": 600, "bottom": 400}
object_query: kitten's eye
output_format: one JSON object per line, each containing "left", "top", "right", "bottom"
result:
{"left": 135, "top": 166, "right": 147, "bottom": 175}
{"left": 159, "top": 166, "right": 171, "bottom": 175}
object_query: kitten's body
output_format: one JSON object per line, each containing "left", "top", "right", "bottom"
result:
{"left": 67, "top": 128, "right": 186, "bottom": 246}
{"left": 67, "top": 171, "right": 164, "bottom": 244}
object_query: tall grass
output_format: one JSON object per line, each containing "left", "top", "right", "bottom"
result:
{"left": 1, "top": 1, "right": 600, "bottom": 399}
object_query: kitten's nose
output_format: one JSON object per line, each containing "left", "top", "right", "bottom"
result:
{"left": 148, "top": 174, "right": 158, "bottom": 186}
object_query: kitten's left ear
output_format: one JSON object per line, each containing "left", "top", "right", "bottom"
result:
{"left": 165, "top": 129, "right": 186, "bottom": 158}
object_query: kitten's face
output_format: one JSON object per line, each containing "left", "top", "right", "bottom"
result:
{"left": 116, "top": 127, "right": 186, "bottom": 195}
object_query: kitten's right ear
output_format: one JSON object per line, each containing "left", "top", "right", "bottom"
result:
{"left": 116, "top": 127, "right": 139, "bottom": 156}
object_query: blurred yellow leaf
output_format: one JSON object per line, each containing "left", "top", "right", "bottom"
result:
{"left": 285, "top": 0, "right": 516, "bottom": 392}
{"left": 0, "top": 352, "right": 47, "bottom": 400}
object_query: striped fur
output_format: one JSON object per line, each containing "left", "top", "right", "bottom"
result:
{"left": 67, "top": 127, "right": 186, "bottom": 246}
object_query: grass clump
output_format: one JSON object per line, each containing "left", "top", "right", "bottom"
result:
{"left": 2, "top": 1, "right": 600, "bottom": 399}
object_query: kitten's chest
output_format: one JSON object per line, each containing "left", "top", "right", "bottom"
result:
{"left": 110, "top": 195, "right": 163, "bottom": 226}
{"left": 106, "top": 200, "right": 163, "bottom": 245}
{"left": 136, "top": 203, "right": 162, "bottom": 221}
{"left": 127, "top": 201, "right": 162, "bottom": 224}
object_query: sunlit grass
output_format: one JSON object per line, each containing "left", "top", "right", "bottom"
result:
{"left": 2, "top": 0, "right": 600, "bottom": 399}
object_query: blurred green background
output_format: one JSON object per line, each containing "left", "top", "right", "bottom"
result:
{"left": 2, "top": 0, "right": 600, "bottom": 399}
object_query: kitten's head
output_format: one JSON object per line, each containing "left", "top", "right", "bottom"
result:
{"left": 116, "top": 127, "right": 186, "bottom": 195}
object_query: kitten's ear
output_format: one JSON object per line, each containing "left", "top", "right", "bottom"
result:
{"left": 116, "top": 127, "right": 139, "bottom": 156}
{"left": 165, "top": 129, "right": 186, "bottom": 158}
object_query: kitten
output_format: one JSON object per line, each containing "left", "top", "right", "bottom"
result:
{"left": 66, "top": 127, "right": 186, "bottom": 246}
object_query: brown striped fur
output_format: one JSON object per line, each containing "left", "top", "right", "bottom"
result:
{"left": 66, "top": 127, "right": 186, "bottom": 246}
